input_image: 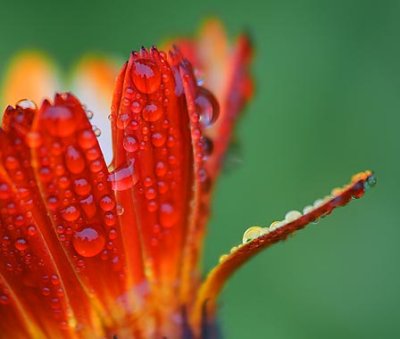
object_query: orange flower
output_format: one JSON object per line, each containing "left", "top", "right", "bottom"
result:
{"left": 0, "top": 20, "right": 375, "bottom": 338}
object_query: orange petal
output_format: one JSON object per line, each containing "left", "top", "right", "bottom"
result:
{"left": 0, "top": 102, "right": 104, "bottom": 337}
{"left": 109, "top": 48, "right": 217, "bottom": 326}
{"left": 71, "top": 56, "right": 120, "bottom": 165}
{"left": 192, "top": 171, "right": 376, "bottom": 329}
{"left": 1, "top": 52, "right": 60, "bottom": 109}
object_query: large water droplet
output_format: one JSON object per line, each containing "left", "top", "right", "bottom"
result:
{"left": 73, "top": 227, "right": 105, "bottom": 258}
{"left": 195, "top": 87, "right": 219, "bottom": 128}
{"left": 108, "top": 161, "right": 138, "bottom": 191}
{"left": 132, "top": 59, "right": 161, "bottom": 94}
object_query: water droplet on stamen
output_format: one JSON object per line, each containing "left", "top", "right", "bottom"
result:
{"left": 242, "top": 226, "right": 263, "bottom": 244}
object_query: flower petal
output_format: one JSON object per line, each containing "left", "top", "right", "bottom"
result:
{"left": 71, "top": 56, "right": 121, "bottom": 165}
{"left": 172, "top": 18, "right": 253, "bottom": 177}
{"left": 1, "top": 51, "right": 60, "bottom": 109}
{"left": 109, "top": 48, "right": 216, "bottom": 317}
{"left": 27, "top": 93, "right": 153, "bottom": 328}
{"left": 192, "top": 171, "right": 376, "bottom": 328}
{"left": 0, "top": 103, "right": 108, "bottom": 337}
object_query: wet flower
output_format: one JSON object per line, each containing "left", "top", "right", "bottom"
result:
{"left": 0, "top": 20, "right": 375, "bottom": 338}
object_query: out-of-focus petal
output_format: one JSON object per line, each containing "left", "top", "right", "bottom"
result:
{"left": 71, "top": 56, "right": 121, "bottom": 165}
{"left": 192, "top": 171, "right": 376, "bottom": 330}
{"left": 172, "top": 18, "right": 253, "bottom": 178}
{"left": 1, "top": 52, "right": 61, "bottom": 109}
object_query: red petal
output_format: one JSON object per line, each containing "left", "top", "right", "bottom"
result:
{"left": 110, "top": 48, "right": 215, "bottom": 311}
{"left": 192, "top": 171, "right": 376, "bottom": 328}
{"left": 0, "top": 102, "right": 104, "bottom": 336}
{"left": 28, "top": 93, "right": 150, "bottom": 323}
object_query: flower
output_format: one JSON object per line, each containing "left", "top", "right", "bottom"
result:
{"left": 0, "top": 20, "right": 375, "bottom": 338}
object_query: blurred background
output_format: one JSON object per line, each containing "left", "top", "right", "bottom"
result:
{"left": 0, "top": 0, "right": 398, "bottom": 338}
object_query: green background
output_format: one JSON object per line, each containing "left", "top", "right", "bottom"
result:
{"left": 0, "top": 0, "right": 398, "bottom": 338}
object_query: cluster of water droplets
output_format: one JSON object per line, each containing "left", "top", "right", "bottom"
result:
{"left": 217, "top": 172, "right": 376, "bottom": 263}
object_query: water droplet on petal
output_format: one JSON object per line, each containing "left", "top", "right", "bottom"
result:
{"left": 160, "top": 203, "right": 178, "bottom": 228}
{"left": 242, "top": 226, "right": 263, "bottom": 244}
{"left": 142, "top": 102, "right": 163, "bottom": 122}
{"left": 15, "top": 238, "right": 28, "bottom": 251}
{"left": 16, "top": 99, "right": 37, "bottom": 110}
{"left": 65, "top": 146, "right": 85, "bottom": 174}
{"left": 284, "top": 210, "right": 302, "bottom": 222}
{"left": 132, "top": 59, "right": 161, "bottom": 94}
{"left": 61, "top": 205, "right": 80, "bottom": 222}
{"left": 73, "top": 227, "right": 105, "bottom": 258}
{"left": 195, "top": 87, "right": 219, "bottom": 128}
{"left": 123, "top": 135, "right": 138, "bottom": 153}
{"left": 108, "top": 161, "right": 138, "bottom": 191}
{"left": 26, "top": 132, "right": 42, "bottom": 148}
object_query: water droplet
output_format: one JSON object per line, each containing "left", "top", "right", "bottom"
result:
{"left": 73, "top": 227, "right": 105, "bottom": 258}
{"left": 99, "top": 195, "right": 116, "bottom": 212}
{"left": 116, "top": 204, "right": 124, "bottom": 216}
{"left": 73, "top": 178, "right": 91, "bottom": 196}
{"left": 132, "top": 59, "right": 161, "bottom": 94}
{"left": 242, "top": 226, "right": 263, "bottom": 244}
{"left": 78, "top": 130, "right": 97, "bottom": 149}
{"left": 195, "top": 87, "right": 219, "bottom": 127}
{"left": 284, "top": 210, "right": 302, "bottom": 222}
{"left": 364, "top": 174, "right": 377, "bottom": 189}
{"left": 303, "top": 205, "right": 314, "bottom": 215}
{"left": 108, "top": 161, "right": 138, "bottom": 191}
{"left": 42, "top": 106, "right": 77, "bottom": 137}
{"left": 160, "top": 203, "right": 177, "bottom": 228}
{"left": 151, "top": 132, "right": 166, "bottom": 147}
{"left": 15, "top": 238, "right": 28, "bottom": 251}
{"left": 92, "top": 126, "right": 101, "bottom": 137}
{"left": 269, "top": 220, "right": 285, "bottom": 231}
{"left": 123, "top": 135, "right": 138, "bottom": 153}
{"left": 219, "top": 254, "right": 228, "bottom": 263}
{"left": 16, "top": 99, "right": 37, "bottom": 110}
{"left": 27, "top": 225, "right": 37, "bottom": 236}
{"left": 142, "top": 102, "right": 163, "bottom": 122}
{"left": 86, "top": 110, "right": 94, "bottom": 119}
{"left": 65, "top": 146, "right": 85, "bottom": 174}
{"left": 79, "top": 195, "right": 96, "bottom": 218}
{"left": 61, "top": 205, "right": 80, "bottom": 222}
{"left": 155, "top": 161, "right": 167, "bottom": 177}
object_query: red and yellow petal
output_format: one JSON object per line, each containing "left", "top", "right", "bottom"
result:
{"left": 192, "top": 171, "right": 376, "bottom": 331}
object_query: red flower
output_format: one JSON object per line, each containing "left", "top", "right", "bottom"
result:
{"left": 0, "top": 20, "right": 375, "bottom": 338}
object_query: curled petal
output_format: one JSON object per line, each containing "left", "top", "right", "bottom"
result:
{"left": 193, "top": 171, "right": 376, "bottom": 328}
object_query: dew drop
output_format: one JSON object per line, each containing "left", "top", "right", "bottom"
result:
{"left": 73, "top": 178, "right": 91, "bottom": 196}
{"left": 195, "top": 87, "right": 219, "bottom": 128}
{"left": 78, "top": 130, "right": 97, "bottom": 149}
{"left": 15, "top": 238, "right": 28, "bottom": 251}
{"left": 61, "top": 205, "right": 80, "bottom": 222}
{"left": 123, "top": 135, "right": 138, "bottom": 153}
{"left": 108, "top": 161, "right": 138, "bottom": 191}
{"left": 132, "top": 59, "right": 161, "bottom": 94}
{"left": 73, "top": 227, "right": 105, "bottom": 258}
{"left": 16, "top": 99, "right": 37, "bottom": 110}
{"left": 42, "top": 106, "right": 77, "bottom": 137}
{"left": 151, "top": 132, "right": 166, "bottom": 147}
{"left": 160, "top": 203, "right": 178, "bottom": 228}
{"left": 92, "top": 126, "right": 101, "bottom": 137}
{"left": 242, "top": 226, "right": 263, "bottom": 244}
{"left": 142, "top": 102, "right": 163, "bottom": 122}
{"left": 65, "top": 146, "right": 85, "bottom": 174}
{"left": 284, "top": 210, "right": 302, "bottom": 222}
{"left": 99, "top": 195, "right": 116, "bottom": 212}
{"left": 116, "top": 204, "right": 125, "bottom": 216}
